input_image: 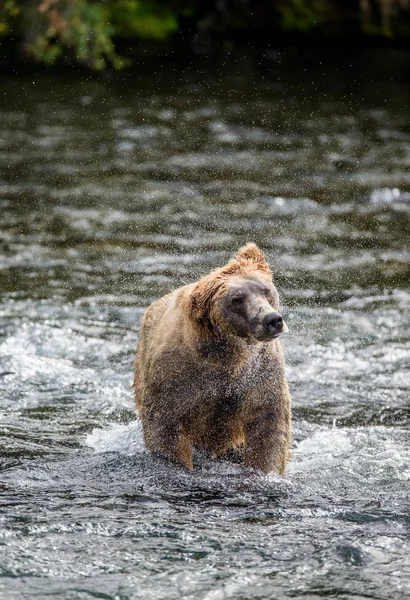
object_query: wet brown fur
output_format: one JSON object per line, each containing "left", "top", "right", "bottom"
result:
{"left": 133, "top": 243, "right": 291, "bottom": 474}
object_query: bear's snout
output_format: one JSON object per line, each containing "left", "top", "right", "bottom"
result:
{"left": 262, "top": 312, "right": 285, "bottom": 338}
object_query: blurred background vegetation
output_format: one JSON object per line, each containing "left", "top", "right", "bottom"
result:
{"left": 1, "top": 0, "right": 410, "bottom": 70}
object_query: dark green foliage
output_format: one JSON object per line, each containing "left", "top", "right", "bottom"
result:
{"left": 278, "top": 0, "right": 331, "bottom": 32}
{"left": 0, "top": 0, "right": 184, "bottom": 69}
{"left": 1, "top": 0, "right": 410, "bottom": 70}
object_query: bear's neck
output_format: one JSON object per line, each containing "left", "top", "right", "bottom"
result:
{"left": 192, "top": 318, "right": 262, "bottom": 363}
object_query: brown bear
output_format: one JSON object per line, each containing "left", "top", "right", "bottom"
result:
{"left": 133, "top": 243, "right": 291, "bottom": 474}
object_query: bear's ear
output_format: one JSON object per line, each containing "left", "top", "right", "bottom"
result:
{"left": 189, "top": 275, "right": 222, "bottom": 322}
{"left": 235, "top": 243, "right": 271, "bottom": 274}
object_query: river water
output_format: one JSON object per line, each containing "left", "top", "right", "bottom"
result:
{"left": 0, "top": 49, "right": 409, "bottom": 599}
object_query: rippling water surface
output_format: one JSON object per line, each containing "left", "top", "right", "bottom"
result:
{"left": 1, "top": 49, "right": 409, "bottom": 599}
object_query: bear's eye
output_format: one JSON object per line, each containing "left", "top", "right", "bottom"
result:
{"left": 231, "top": 296, "right": 244, "bottom": 306}
{"left": 263, "top": 289, "right": 271, "bottom": 298}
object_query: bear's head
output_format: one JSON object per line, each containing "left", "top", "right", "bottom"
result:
{"left": 189, "top": 243, "right": 287, "bottom": 343}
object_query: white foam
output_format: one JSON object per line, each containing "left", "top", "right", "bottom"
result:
{"left": 0, "top": 332, "right": 82, "bottom": 380}
{"left": 0, "top": 322, "right": 132, "bottom": 411}
{"left": 289, "top": 426, "right": 410, "bottom": 484}
{"left": 294, "top": 428, "right": 353, "bottom": 459}
{"left": 0, "top": 322, "right": 124, "bottom": 366}
{"left": 370, "top": 187, "right": 410, "bottom": 204}
{"left": 85, "top": 421, "right": 145, "bottom": 455}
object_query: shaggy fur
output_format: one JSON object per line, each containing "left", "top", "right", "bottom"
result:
{"left": 133, "top": 243, "right": 291, "bottom": 474}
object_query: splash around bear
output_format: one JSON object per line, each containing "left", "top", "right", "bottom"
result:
{"left": 133, "top": 244, "right": 291, "bottom": 474}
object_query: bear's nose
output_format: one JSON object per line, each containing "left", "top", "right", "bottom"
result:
{"left": 263, "top": 312, "right": 283, "bottom": 332}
